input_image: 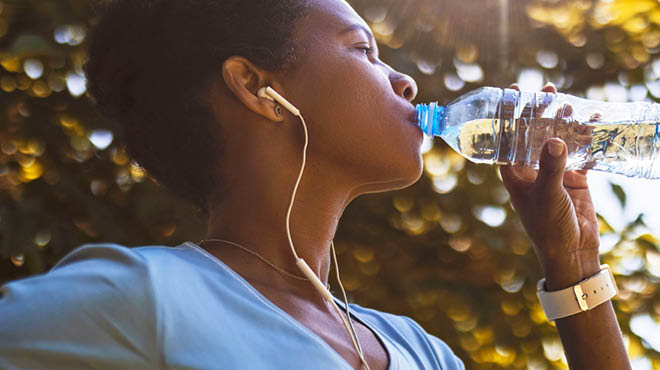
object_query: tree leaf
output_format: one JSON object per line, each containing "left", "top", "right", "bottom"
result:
{"left": 636, "top": 233, "right": 659, "bottom": 251}
{"left": 597, "top": 213, "right": 615, "bottom": 234}
{"left": 610, "top": 182, "right": 626, "bottom": 208}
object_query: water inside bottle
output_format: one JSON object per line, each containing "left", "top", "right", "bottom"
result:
{"left": 446, "top": 118, "right": 660, "bottom": 178}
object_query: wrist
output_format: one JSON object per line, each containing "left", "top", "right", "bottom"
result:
{"left": 541, "top": 249, "right": 601, "bottom": 291}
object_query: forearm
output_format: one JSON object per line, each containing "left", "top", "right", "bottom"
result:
{"left": 543, "top": 256, "right": 630, "bottom": 370}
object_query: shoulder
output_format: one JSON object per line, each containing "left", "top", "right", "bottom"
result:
{"left": 2, "top": 242, "right": 163, "bottom": 316}
{"left": 43, "top": 242, "right": 208, "bottom": 302}
{"left": 52, "top": 241, "right": 149, "bottom": 271}
{"left": 0, "top": 242, "right": 200, "bottom": 328}
{"left": 0, "top": 242, "right": 172, "bottom": 368}
{"left": 52, "top": 241, "right": 191, "bottom": 268}
{"left": 49, "top": 241, "right": 195, "bottom": 283}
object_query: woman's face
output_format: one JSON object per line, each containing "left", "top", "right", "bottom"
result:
{"left": 283, "top": 0, "right": 423, "bottom": 194}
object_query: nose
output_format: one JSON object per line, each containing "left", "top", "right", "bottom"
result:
{"left": 390, "top": 70, "right": 418, "bottom": 102}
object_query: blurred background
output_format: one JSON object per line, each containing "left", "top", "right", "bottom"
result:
{"left": 1, "top": 0, "right": 660, "bottom": 368}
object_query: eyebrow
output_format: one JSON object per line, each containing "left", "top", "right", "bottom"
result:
{"left": 338, "top": 24, "right": 376, "bottom": 44}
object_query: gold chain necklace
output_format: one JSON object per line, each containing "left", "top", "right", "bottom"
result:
{"left": 198, "top": 238, "right": 330, "bottom": 289}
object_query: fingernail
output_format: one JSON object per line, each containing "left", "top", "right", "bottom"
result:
{"left": 548, "top": 140, "right": 563, "bottom": 157}
{"left": 544, "top": 81, "right": 556, "bottom": 89}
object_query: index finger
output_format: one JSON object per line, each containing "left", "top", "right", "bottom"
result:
{"left": 541, "top": 81, "right": 557, "bottom": 94}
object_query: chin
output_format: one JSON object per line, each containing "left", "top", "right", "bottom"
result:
{"left": 393, "top": 154, "right": 424, "bottom": 189}
{"left": 365, "top": 154, "right": 424, "bottom": 194}
{"left": 346, "top": 139, "right": 424, "bottom": 195}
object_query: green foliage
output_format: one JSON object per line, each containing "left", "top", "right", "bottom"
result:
{"left": 1, "top": 0, "right": 660, "bottom": 369}
{"left": 610, "top": 182, "right": 627, "bottom": 208}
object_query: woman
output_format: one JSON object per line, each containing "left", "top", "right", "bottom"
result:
{"left": 0, "top": 0, "right": 630, "bottom": 369}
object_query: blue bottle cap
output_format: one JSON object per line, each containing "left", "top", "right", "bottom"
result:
{"left": 415, "top": 102, "right": 446, "bottom": 136}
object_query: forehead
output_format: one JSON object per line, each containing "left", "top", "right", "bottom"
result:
{"left": 298, "top": 0, "right": 371, "bottom": 38}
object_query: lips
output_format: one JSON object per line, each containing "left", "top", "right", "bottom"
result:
{"left": 406, "top": 106, "right": 419, "bottom": 125}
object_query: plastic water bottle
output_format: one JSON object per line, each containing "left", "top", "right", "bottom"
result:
{"left": 416, "top": 87, "right": 660, "bottom": 179}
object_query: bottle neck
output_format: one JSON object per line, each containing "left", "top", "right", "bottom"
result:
{"left": 416, "top": 102, "right": 446, "bottom": 136}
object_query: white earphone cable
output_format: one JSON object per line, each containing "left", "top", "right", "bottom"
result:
{"left": 286, "top": 107, "right": 370, "bottom": 370}
{"left": 284, "top": 114, "right": 306, "bottom": 261}
{"left": 332, "top": 241, "right": 364, "bottom": 355}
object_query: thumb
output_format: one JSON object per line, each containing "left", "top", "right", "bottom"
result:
{"left": 536, "top": 138, "right": 567, "bottom": 193}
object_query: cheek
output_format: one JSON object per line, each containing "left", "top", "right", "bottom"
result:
{"left": 292, "top": 52, "right": 421, "bottom": 178}
{"left": 314, "top": 58, "right": 389, "bottom": 136}
{"left": 317, "top": 72, "right": 388, "bottom": 159}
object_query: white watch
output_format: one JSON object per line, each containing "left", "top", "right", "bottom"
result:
{"left": 537, "top": 264, "right": 618, "bottom": 321}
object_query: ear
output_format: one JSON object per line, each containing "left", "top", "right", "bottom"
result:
{"left": 221, "top": 56, "right": 284, "bottom": 123}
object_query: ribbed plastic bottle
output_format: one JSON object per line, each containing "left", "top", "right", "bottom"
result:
{"left": 416, "top": 87, "right": 660, "bottom": 179}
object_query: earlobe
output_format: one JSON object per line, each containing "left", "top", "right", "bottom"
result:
{"left": 221, "top": 56, "right": 284, "bottom": 122}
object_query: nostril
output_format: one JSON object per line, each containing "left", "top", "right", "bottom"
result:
{"left": 403, "top": 86, "right": 414, "bottom": 100}
{"left": 390, "top": 71, "right": 417, "bottom": 101}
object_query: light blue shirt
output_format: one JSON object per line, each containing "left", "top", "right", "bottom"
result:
{"left": 0, "top": 242, "right": 464, "bottom": 369}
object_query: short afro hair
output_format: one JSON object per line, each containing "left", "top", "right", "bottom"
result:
{"left": 84, "top": 0, "right": 310, "bottom": 215}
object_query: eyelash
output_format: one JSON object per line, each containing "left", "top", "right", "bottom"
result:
{"left": 358, "top": 46, "right": 375, "bottom": 56}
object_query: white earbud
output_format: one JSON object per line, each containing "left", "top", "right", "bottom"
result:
{"left": 257, "top": 86, "right": 300, "bottom": 116}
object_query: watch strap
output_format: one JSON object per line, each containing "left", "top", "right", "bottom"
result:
{"left": 536, "top": 264, "right": 618, "bottom": 321}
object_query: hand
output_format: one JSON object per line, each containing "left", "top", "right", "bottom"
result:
{"left": 500, "top": 83, "right": 601, "bottom": 289}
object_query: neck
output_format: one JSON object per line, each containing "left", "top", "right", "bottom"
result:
{"left": 205, "top": 147, "right": 355, "bottom": 302}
